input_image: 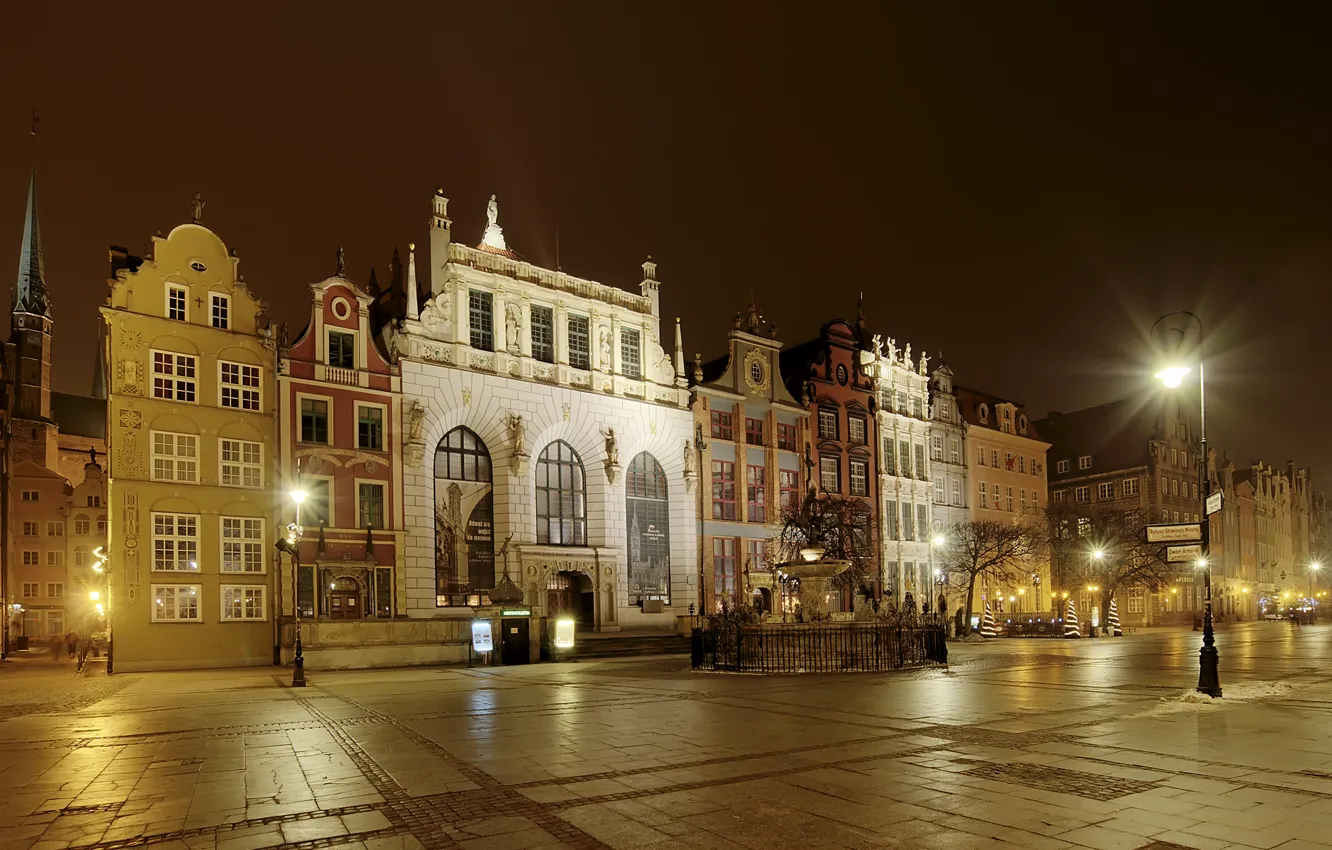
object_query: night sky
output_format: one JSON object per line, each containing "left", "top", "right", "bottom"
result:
{"left": 2, "top": 4, "right": 1329, "bottom": 478}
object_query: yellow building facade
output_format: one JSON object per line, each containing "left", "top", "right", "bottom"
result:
{"left": 102, "top": 218, "right": 276, "bottom": 671}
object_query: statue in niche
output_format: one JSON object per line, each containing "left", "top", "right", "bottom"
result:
{"left": 505, "top": 303, "right": 522, "bottom": 352}
{"left": 599, "top": 329, "right": 612, "bottom": 372}
{"left": 508, "top": 412, "right": 525, "bottom": 455}
{"left": 407, "top": 400, "right": 426, "bottom": 442}
{"left": 604, "top": 428, "right": 619, "bottom": 467}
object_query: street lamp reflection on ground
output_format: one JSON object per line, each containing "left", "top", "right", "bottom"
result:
{"left": 1153, "top": 310, "right": 1219, "bottom": 697}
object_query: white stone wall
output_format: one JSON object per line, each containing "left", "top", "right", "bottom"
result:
{"left": 401, "top": 360, "right": 697, "bottom": 626}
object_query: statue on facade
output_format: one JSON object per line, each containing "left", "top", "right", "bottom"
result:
{"left": 508, "top": 412, "right": 525, "bottom": 455}
{"left": 486, "top": 194, "right": 499, "bottom": 230}
{"left": 599, "top": 329, "right": 612, "bottom": 372}
{"left": 505, "top": 303, "right": 522, "bottom": 352}
{"left": 191, "top": 193, "right": 206, "bottom": 224}
{"left": 604, "top": 428, "right": 619, "bottom": 467}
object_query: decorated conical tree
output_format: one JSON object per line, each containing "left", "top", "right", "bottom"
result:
{"left": 1063, "top": 598, "right": 1081, "bottom": 638}
{"left": 980, "top": 601, "right": 997, "bottom": 637}
{"left": 1108, "top": 597, "right": 1122, "bottom": 637}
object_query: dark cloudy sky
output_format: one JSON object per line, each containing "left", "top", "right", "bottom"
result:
{"left": 2, "top": 3, "right": 1329, "bottom": 477}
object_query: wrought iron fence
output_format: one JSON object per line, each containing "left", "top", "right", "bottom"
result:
{"left": 691, "top": 623, "right": 947, "bottom": 673}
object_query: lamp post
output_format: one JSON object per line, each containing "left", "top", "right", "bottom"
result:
{"left": 1153, "top": 311, "right": 1220, "bottom": 697}
{"left": 278, "top": 490, "right": 307, "bottom": 688}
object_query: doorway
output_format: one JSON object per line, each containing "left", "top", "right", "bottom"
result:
{"left": 329, "top": 578, "right": 361, "bottom": 619}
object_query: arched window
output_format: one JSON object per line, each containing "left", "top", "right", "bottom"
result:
{"left": 435, "top": 427, "right": 494, "bottom": 605}
{"left": 536, "top": 441, "right": 586, "bottom": 546}
{"left": 626, "top": 452, "right": 670, "bottom": 603}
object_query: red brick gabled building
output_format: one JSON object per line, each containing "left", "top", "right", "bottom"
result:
{"left": 278, "top": 268, "right": 403, "bottom": 665}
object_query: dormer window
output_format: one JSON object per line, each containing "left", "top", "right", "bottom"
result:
{"left": 168, "top": 286, "right": 187, "bottom": 321}
{"left": 328, "top": 331, "right": 355, "bottom": 369}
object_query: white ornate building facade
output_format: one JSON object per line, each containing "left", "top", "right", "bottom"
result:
{"left": 873, "top": 338, "right": 934, "bottom": 604}
{"left": 394, "top": 191, "right": 697, "bottom": 651}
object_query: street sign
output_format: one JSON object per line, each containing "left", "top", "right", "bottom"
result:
{"left": 1166, "top": 543, "right": 1204, "bottom": 563}
{"left": 1206, "top": 491, "right": 1223, "bottom": 515}
{"left": 1146, "top": 523, "right": 1203, "bottom": 543}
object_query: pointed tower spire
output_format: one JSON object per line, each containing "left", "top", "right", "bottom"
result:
{"left": 406, "top": 242, "right": 420, "bottom": 320}
{"left": 15, "top": 171, "right": 50, "bottom": 318}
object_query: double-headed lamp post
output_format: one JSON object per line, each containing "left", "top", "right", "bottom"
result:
{"left": 275, "top": 490, "right": 307, "bottom": 688}
{"left": 1153, "top": 311, "right": 1220, "bottom": 697}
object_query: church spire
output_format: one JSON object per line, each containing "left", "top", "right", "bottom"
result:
{"left": 15, "top": 171, "right": 50, "bottom": 319}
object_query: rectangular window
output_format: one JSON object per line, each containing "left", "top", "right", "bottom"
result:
{"left": 1005, "top": 487, "right": 1014, "bottom": 512}
{"left": 327, "top": 330, "right": 355, "bottom": 369}
{"left": 710, "top": 411, "right": 734, "bottom": 441}
{"left": 979, "top": 482, "right": 988, "bottom": 509}
{"left": 901, "top": 502, "right": 915, "bottom": 541}
{"left": 220, "top": 439, "right": 262, "bottom": 488}
{"left": 818, "top": 408, "right": 838, "bottom": 440}
{"left": 152, "top": 513, "right": 199, "bottom": 572}
{"left": 1075, "top": 486, "right": 1090, "bottom": 503}
{"left": 359, "top": 482, "right": 385, "bottom": 529}
{"left": 46, "top": 551, "right": 63, "bottom": 566}
{"left": 900, "top": 440, "right": 913, "bottom": 478}
{"left": 931, "top": 435, "right": 943, "bottom": 462}
{"left": 850, "top": 459, "right": 868, "bottom": 496}
{"left": 151, "top": 431, "right": 198, "bottom": 483}
{"left": 20, "top": 490, "right": 37, "bottom": 502}
{"left": 746, "top": 465, "right": 767, "bottom": 523}
{"left": 46, "top": 521, "right": 63, "bottom": 537}
{"left": 210, "top": 294, "right": 229, "bottom": 330}
{"left": 168, "top": 286, "right": 187, "bottom": 321}
{"left": 819, "top": 455, "right": 841, "bottom": 493}
{"left": 915, "top": 444, "right": 926, "bottom": 479}
{"left": 951, "top": 479, "right": 961, "bottom": 506}
{"left": 221, "top": 585, "right": 266, "bottom": 621}
{"left": 357, "top": 405, "right": 385, "bottom": 451}
{"left": 219, "top": 362, "right": 261, "bottom": 411}
{"left": 711, "top": 461, "right": 736, "bottom": 520}
{"left": 301, "top": 478, "right": 332, "bottom": 528}
{"left": 152, "top": 585, "right": 201, "bottom": 622}
{"left": 745, "top": 418, "right": 765, "bottom": 446}
{"left": 221, "top": 517, "right": 265, "bottom": 573}
{"left": 1078, "top": 455, "right": 1092, "bottom": 470}
{"left": 47, "top": 582, "right": 63, "bottom": 598}
{"left": 949, "top": 439, "right": 960, "bottom": 464}
{"left": 883, "top": 438, "right": 896, "bottom": 475}
{"left": 934, "top": 476, "right": 945, "bottom": 504}
{"left": 21, "top": 521, "right": 37, "bottom": 537}
{"left": 779, "top": 469, "right": 800, "bottom": 511}
{"left": 567, "top": 314, "right": 590, "bottom": 369}
{"left": 777, "top": 423, "right": 797, "bottom": 451}
{"left": 468, "top": 290, "right": 494, "bottom": 351}
{"left": 300, "top": 398, "right": 330, "bottom": 444}
{"left": 620, "top": 328, "right": 642, "bottom": 379}
{"left": 712, "top": 539, "right": 736, "bottom": 605}
{"left": 848, "top": 416, "right": 866, "bottom": 445}
{"left": 152, "top": 351, "right": 197, "bottom": 402}
{"left": 530, "top": 305, "right": 555, "bottom": 363}
{"left": 21, "top": 582, "right": 37, "bottom": 597}
{"left": 885, "top": 499, "right": 898, "bottom": 539}
{"left": 1098, "top": 482, "right": 1115, "bottom": 500}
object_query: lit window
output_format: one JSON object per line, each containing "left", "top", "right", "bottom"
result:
{"left": 152, "top": 585, "right": 201, "bottom": 622}
{"left": 153, "top": 513, "right": 200, "bottom": 572}
{"left": 468, "top": 290, "right": 494, "bottom": 352}
{"left": 220, "top": 362, "right": 261, "bottom": 410}
{"left": 168, "top": 286, "right": 187, "bottom": 321}
{"left": 221, "top": 518, "right": 264, "bottom": 573}
{"left": 151, "top": 432, "right": 198, "bottom": 483}
{"left": 620, "top": 328, "right": 641, "bottom": 379}
{"left": 221, "top": 585, "right": 265, "bottom": 621}
{"left": 220, "top": 439, "right": 263, "bottom": 488}
{"left": 328, "top": 330, "right": 355, "bottom": 369}
{"left": 358, "top": 405, "right": 384, "bottom": 451}
{"left": 152, "top": 351, "right": 197, "bottom": 402}
{"left": 210, "top": 294, "right": 229, "bottom": 330}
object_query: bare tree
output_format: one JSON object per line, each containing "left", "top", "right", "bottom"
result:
{"left": 938, "top": 520, "right": 1038, "bottom": 632}
{"left": 769, "top": 489, "right": 876, "bottom": 598}
{"left": 1041, "top": 503, "right": 1173, "bottom": 621}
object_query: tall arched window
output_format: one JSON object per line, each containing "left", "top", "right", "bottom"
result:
{"left": 435, "top": 427, "right": 494, "bottom": 605}
{"left": 536, "top": 440, "right": 586, "bottom": 546}
{"left": 626, "top": 452, "right": 670, "bottom": 603}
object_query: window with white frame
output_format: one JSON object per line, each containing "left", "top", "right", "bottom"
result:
{"left": 327, "top": 330, "right": 356, "bottom": 369}
{"left": 1123, "top": 478, "right": 1139, "bottom": 496}
{"left": 152, "top": 351, "right": 197, "bottom": 402}
{"left": 620, "top": 329, "right": 642, "bottom": 379}
{"left": 1075, "top": 486, "right": 1090, "bottom": 503}
{"left": 1098, "top": 482, "right": 1114, "bottom": 500}
{"left": 46, "top": 551, "right": 62, "bottom": 566}
{"left": 1078, "top": 455, "right": 1091, "bottom": 470}
{"left": 168, "top": 285, "right": 187, "bottom": 321}
{"left": 221, "top": 517, "right": 264, "bottom": 573}
{"left": 1056, "top": 459, "right": 1069, "bottom": 473}
{"left": 153, "top": 513, "right": 200, "bottom": 572}
{"left": 151, "top": 432, "right": 198, "bottom": 483}
{"left": 152, "top": 585, "right": 201, "bottom": 622}
{"left": 220, "top": 362, "right": 261, "bottom": 411}
{"left": 46, "top": 521, "right": 63, "bottom": 537}
{"left": 210, "top": 293, "right": 229, "bottom": 329}
{"left": 221, "top": 585, "right": 265, "bottom": 621}
{"left": 357, "top": 405, "right": 384, "bottom": 451}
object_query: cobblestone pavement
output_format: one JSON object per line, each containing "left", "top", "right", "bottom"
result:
{"left": 4, "top": 622, "right": 1332, "bottom": 850}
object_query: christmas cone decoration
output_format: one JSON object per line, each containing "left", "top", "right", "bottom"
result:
{"left": 980, "top": 601, "right": 997, "bottom": 638}
{"left": 1108, "top": 597, "right": 1122, "bottom": 637}
{"left": 1063, "top": 598, "right": 1081, "bottom": 638}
